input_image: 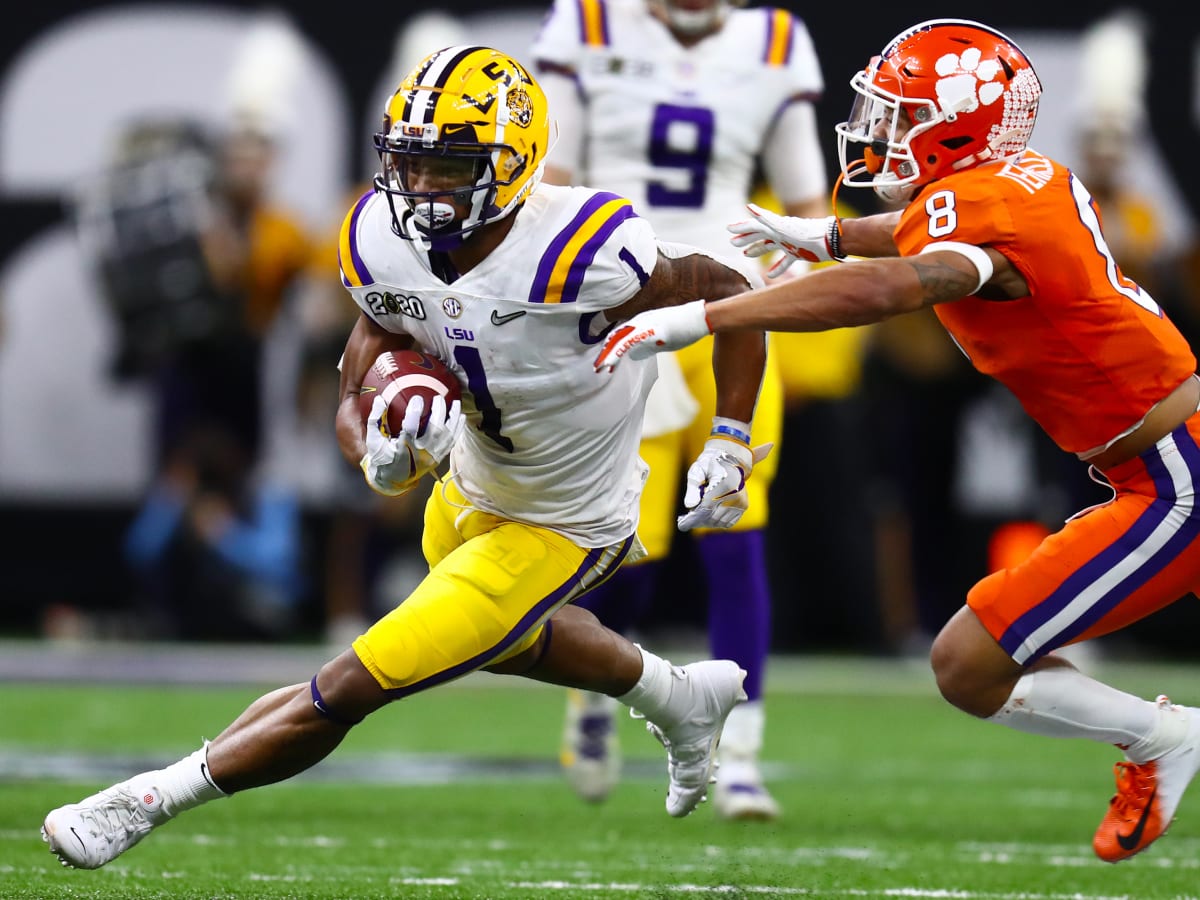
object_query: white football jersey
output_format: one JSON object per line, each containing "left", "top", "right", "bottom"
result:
{"left": 532, "top": 0, "right": 823, "bottom": 278}
{"left": 337, "top": 184, "right": 659, "bottom": 547}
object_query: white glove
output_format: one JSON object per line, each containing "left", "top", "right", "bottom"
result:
{"left": 727, "top": 203, "right": 843, "bottom": 278}
{"left": 677, "top": 424, "right": 774, "bottom": 531}
{"left": 360, "top": 393, "right": 465, "bottom": 496}
{"left": 594, "top": 300, "right": 712, "bottom": 373}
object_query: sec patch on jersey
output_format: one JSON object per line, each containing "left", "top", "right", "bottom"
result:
{"left": 359, "top": 350, "right": 462, "bottom": 437}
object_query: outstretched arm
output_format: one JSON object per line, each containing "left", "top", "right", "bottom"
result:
{"left": 595, "top": 244, "right": 1011, "bottom": 371}
{"left": 705, "top": 245, "right": 992, "bottom": 333}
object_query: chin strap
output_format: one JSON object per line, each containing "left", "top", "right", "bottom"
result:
{"left": 826, "top": 171, "right": 851, "bottom": 260}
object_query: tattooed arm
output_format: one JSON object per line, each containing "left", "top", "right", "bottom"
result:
{"left": 699, "top": 245, "right": 1023, "bottom": 335}
{"left": 608, "top": 246, "right": 753, "bottom": 321}
{"left": 611, "top": 247, "right": 765, "bottom": 424}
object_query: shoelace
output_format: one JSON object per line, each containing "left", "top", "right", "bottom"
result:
{"left": 82, "top": 789, "right": 152, "bottom": 843}
{"left": 1109, "top": 761, "right": 1155, "bottom": 818}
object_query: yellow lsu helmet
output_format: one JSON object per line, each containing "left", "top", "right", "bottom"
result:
{"left": 373, "top": 45, "right": 551, "bottom": 250}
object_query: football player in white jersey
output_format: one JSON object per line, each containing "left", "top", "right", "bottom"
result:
{"left": 41, "top": 46, "right": 771, "bottom": 871}
{"left": 532, "top": 0, "right": 829, "bottom": 819}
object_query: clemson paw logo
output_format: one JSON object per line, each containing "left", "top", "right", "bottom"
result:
{"left": 933, "top": 48, "right": 1005, "bottom": 114}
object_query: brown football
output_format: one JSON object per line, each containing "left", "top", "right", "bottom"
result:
{"left": 358, "top": 349, "right": 462, "bottom": 437}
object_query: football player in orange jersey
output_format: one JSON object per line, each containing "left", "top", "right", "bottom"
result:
{"left": 595, "top": 18, "right": 1200, "bottom": 863}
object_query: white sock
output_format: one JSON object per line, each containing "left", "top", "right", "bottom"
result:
{"left": 719, "top": 700, "right": 764, "bottom": 762}
{"left": 616, "top": 645, "right": 685, "bottom": 724}
{"left": 988, "top": 667, "right": 1183, "bottom": 762}
{"left": 151, "top": 742, "right": 228, "bottom": 817}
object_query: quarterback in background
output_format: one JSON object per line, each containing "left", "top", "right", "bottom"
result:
{"left": 41, "top": 46, "right": 771, "bottom": 870}
{"left": 596, "top": 18, "right": 1200, "bottom": 862}
{"left": 533, "top": 0, "right": 829, "bottom": 819}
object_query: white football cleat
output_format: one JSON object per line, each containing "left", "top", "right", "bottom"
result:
{"left": 714, "top": 759, "right": 782, "bottom": 821}
{"left": 639, "top": 660, "right": 748, "bottom": 817}
{"left": 560, "top": 688, "right": 621, "bottom": 802}
{"left": 42, "top": 775, "right": 173, "bottom": 869}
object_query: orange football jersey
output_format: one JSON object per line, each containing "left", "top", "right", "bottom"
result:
{"left": 893, "top": 148, "right": 1196, "bottom": 458}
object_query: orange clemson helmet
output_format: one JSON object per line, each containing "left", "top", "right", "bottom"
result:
{"left": 835, "top": 19, "right": 1042, "bottom": 203}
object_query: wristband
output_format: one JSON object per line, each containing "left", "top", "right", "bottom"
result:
{"left": 826, "top": 216, "right": 846, "bottom": 261}
{"left": 710, "top": 417, "right": 751, "bottom": 445}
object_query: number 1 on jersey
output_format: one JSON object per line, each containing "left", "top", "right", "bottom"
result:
{"left": 453, "top": 345, "right": 514, "bottom": 452}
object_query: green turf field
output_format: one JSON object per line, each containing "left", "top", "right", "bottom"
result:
{"left": 3, "top": 652, "right": 1200, "bottom": 898}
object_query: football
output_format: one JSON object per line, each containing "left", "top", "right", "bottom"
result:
{"left": 358, "top": 349, "right": 462, "bottom": 437}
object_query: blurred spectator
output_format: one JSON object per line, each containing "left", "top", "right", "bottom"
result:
{"left": 1071, "top": 12, "right": 1175, "bottom": 307}
{"left": 72, "top": 14, "right": 319, "bottom": 640}
{"left": 123, "top": 421, "right": 303, "bottom": 640}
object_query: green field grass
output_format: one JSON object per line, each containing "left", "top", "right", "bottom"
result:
{"left": 3, "top": 652, "right": 1200, "bottom": 898}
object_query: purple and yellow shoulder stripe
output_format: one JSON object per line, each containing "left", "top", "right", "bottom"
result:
{"left": 338, "top": 190, "right": 376, "bottom": 288}
{"left": 762, "top": 8, "right": 795, "bottom": 67}
{"left": 575, "top": 0, "right": 609, "bottom": 47}
{"left": 529, "top": 192, "right": 637, "bottom": 304}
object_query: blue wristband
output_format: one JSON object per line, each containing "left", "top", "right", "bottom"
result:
{"left": 711, "top": 423, "right": 751, "bottom": 444}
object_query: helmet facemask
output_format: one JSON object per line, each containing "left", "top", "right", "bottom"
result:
{"left": 375, "top": 124, "right": 525, "bottom": 251}
{"left": 834, "top": 20, "right": 1042, "bottom": 204}
{"left": 836, "top": 75, "right": 940, "bottom": 205}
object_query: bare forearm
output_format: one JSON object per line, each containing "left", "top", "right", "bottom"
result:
{"left": 703, "top": 253, "right": 974, "bottom": 333}
{"left": 712, "top": 330, "right": 766, "bottom": 422}
{"left": 839, "top": 212, "right": 903, "bottom": 258}
{"left": 336, "top": 396, "right": 366, "bottom": 466}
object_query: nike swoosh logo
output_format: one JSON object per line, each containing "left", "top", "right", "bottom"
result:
{"left": 1117, "top": 786, "right": 1156, "bottom": 851}
{"left": 201, "top": 761, "right": 219, "bottom": 791}
{"left": 491, "top": 309, "right": 527, "bottom": 326}
{"left": 69, "top": 826, "right": 85, "bottom": 851}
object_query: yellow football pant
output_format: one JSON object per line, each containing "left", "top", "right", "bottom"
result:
{"left": 353, "top": 476, "right": 633, "bottom": 696}
{"left": 635, "top": 335, "right": 783, "bottom": 561}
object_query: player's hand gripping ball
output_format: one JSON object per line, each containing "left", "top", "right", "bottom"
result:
{"left": 358, "top": 350, "right": 462, "bottom": 437}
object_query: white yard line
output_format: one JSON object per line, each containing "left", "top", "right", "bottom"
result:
{"left": 388, "top": 877, "right": 1175, "bottom": 899}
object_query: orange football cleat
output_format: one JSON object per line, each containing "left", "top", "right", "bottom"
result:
{"left": 1093, "top": 697, "right": 1200, "bottom": 863}
{"left": 1094, "top": 760, "right": 1164, "bottom": 862}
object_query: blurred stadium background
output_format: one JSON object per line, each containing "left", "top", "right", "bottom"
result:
{"left": 2, "top": 0, "right": 1197, "bottom": 651}
{"left": 4, "top": 2, "right": 1200, "bottom": 897}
